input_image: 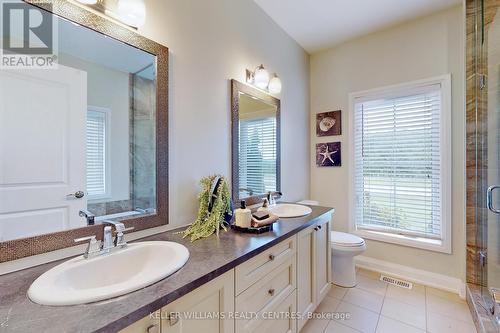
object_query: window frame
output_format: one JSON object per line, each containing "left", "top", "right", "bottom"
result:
{"left": 348, "top": 75, "right": 452, "bottom": 253}
{"left": 86, "top": 105, "right": 112, "bottom": 202}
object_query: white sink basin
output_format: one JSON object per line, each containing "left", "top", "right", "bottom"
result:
{"left": 269, "top": 204, "right": 312, "bottom": 218}
{"left": 28, "top": 241, "right": 189, "bottom": 306}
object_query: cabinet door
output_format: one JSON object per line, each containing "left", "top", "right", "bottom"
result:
{"left": 119, "top": 315, "right": 160, "bottom": 333}
{"left": 296, "top": 226, "right": 316, "bottom": 331}
{"left": 161, "top": 270, "right": 234, "bottom": 333}
{"left": 315, "top": 219, "right": 331, "bottom": 304}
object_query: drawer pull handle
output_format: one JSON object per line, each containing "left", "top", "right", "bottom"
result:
{"left": 318, "top": 225, "right": 322, "bottom": 230}
{"left": 314, "top": 227, "right": 319, "bottom": 231}
{"left": 269, "top": 254, "right": 275, "bottom": 261}
{"left": 168, "top": 313, "right": 179, "bottom": 326}
{"left": 146, "top": 324, "right": 159, "bottom": 333}
{"left": 268, "top": 288, "right": 275, "bottom": 296}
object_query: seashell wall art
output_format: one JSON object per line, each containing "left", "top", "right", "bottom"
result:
{"left": 316, "top": 110, "right": 341, "bottom": 136}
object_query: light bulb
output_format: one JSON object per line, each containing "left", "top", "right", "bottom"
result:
{"left": 116, "top": 0, "right": 146, "bottom": 27}
{"left": 268, "top": 74, "right": 282, "bottom": 94}
{"left": 75, "top": 0, "right": 98, "bottom": 4}
{"left": 253, "top": 64, "right": 270, "bottom": 89}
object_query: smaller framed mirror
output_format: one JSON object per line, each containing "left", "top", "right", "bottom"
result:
{"left": 231, "top": 80, "right": 281, "bottom": 205}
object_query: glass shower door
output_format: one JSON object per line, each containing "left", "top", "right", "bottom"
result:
{"left": 480, "top": 0, "right": 500, "bottom": 323}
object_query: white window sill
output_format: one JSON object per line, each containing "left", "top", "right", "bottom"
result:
{"left": 353, "top": 228, "right": 451, "bottom": 254}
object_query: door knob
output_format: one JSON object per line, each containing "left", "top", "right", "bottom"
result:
{"left": 67, "top": 191, "right": 85, "bottom": 199}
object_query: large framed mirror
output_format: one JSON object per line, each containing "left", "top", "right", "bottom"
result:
{"left": 231, "top": 80, "right": 280, "bottom": 206}
{"left": 0, "top": 0, "right": 168, "bottom": 262}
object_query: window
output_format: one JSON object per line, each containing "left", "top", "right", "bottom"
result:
{"left": 239, "top": 117, "right": 277, "bottom": 197}
{"left": 350, "top": 76, "right": 451, "bottom": 253}
{"left": 86, "top": 107, "right": 109, "bottom": 200}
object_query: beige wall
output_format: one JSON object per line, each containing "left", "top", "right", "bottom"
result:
{"left": 310, "top": 6, "right": 465, "bottom": 279}
{"left": 138, "top": 0, "right": 310, "bottom": 226}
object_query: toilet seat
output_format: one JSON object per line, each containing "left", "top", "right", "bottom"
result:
{"left": 331, "top": 231, "right": 365, "bottom": 248}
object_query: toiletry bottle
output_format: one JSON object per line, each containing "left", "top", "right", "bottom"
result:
{"left": 235, "top": 200, "right": 251, "bottom": 228}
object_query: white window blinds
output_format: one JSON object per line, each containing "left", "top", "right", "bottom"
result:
{"left": 353, "top": 84, "right": 444, "bottom": 240}
{"left": 239, "top": 117, "right": 276, "bottom": 196}
{"left": 86, "top": 109, "right": 107, "bottom": 198}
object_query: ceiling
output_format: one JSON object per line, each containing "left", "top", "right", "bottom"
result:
{"left": 253, "top": 0, "right": 461, "bottom": 53}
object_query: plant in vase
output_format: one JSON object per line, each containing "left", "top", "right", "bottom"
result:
{"left": 181, "top": 175, "right": 233, "bottom": 241}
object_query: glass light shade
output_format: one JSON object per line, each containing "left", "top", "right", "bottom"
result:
{"left": 268, "top": 75, "right": 282, "bottom": 94}
{"left": 254, "top": 65, "right": 270, "bottom": 89}
{"left": 75, "top": 0, "right": 98, "bottom": 4}
{"left": 116, "top": 0, "right": 146, "bottom": 27}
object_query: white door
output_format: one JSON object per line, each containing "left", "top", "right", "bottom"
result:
{"left": 0, "top": 65, "right": 87, "bottom": 241}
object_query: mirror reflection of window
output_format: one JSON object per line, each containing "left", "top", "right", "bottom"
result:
{"left": 238, "top": 93, "right": 277, "bottom": 198}
{"left": 86, "top": 107, "right": 109, "bottom": 200}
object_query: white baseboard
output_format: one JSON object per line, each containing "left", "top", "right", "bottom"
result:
{"left": 355, "top": 255, "right": 466, "bottom": 299}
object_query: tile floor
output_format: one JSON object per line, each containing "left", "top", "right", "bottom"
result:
{"left": 300, "top": 268, "right": 476, "bottom": 333}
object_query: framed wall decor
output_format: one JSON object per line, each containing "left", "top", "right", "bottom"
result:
{"left": 316, "top": 110, "right": 341, "bottom": 136}
{"left": 316, "top": 142, "right": 341, "bottom": 167}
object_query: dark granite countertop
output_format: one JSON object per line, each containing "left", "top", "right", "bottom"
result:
{"left": 0, "top": 205, "right": 333, "bottom": 333}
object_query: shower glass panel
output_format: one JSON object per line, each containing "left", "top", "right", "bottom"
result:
{"left": 476, "top": 0, "right": 500, "bottom": 321}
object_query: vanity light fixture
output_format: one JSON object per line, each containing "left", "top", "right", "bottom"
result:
{"left": 115, "top": 0, "right": 146, "bottom": 27}
{"left": 253, "top": 64, "right": 270, "bottom": 89}
{"left": 268, "top": 73, "right": 282, "bottom": 94}
{"left": 73, "top": 0, "right": 146, "bottom": 28}
{"left": 246, "top": 64, "right": 282, "bottom": 94}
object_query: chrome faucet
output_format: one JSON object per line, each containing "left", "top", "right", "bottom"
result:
{"left": 73, "top": 220, "right": 134, "bottom": 259}
{"left": 74, "top": 235, "right": 102, "bottom": 259}
{"left": 102, "top": 220, "right": 134, "bottom": 248}
{"left": 266, "top": 191, "right": 282, "bottom": 206}
{"left": 79, "top": 209, "right": 95, "bottom": 225}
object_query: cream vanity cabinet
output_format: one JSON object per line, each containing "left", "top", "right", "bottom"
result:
{"left": 160, "top": 270, "right": 235, "bottom": 333}
{"left": 296, "top": 218, "right": 331, "bottom": 331}
{"left": 120, "top": 219, "right": 331, "bottom": 333}
{"left": 119, "top": 270, "right": 234, "bottom": 333}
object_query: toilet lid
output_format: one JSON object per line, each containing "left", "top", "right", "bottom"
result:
{"left": 331, "top": 231, "right": 365, "bottom": 247}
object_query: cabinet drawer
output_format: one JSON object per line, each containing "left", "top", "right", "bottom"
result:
{"left": 236, "top": 290, "right": 297, "bottom": 333}
{"left": 236, "top": 255, "right": 295, "bottom": 315}
{"left": 236, "top": 236, "right": 296, "bottom": 295}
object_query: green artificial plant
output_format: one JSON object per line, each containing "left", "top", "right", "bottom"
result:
{"left": 181, "top": 175, "right": 232, "bottom": 242}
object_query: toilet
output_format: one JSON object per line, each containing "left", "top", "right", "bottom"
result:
{"left": 331, "top": 231, "right": 366, "bottom": 288}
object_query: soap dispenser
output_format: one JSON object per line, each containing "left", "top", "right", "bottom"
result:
{"left": 235, "top": 200, "right": 251, "bottom": 228}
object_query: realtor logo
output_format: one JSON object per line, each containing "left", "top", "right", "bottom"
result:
{"left": 1, "top": 1, "right": 58, "bottom": 68}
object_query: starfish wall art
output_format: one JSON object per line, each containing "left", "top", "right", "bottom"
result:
{"left": 316, "top": 142, "right": 341, "bottom": 167}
